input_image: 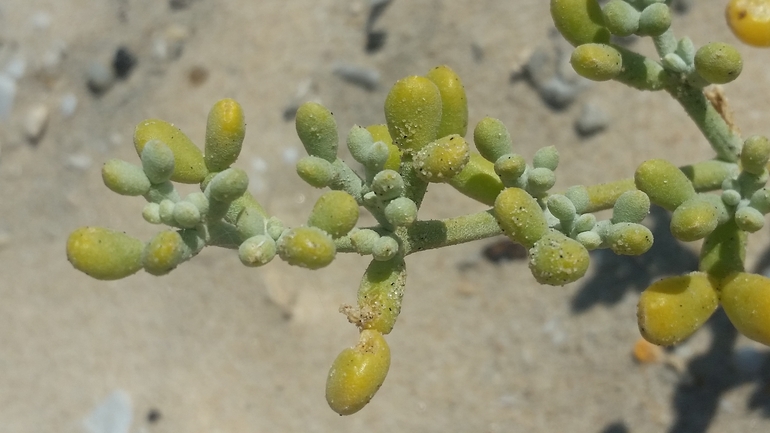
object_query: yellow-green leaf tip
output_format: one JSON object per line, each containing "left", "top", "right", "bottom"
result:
{"left": 326, "top": 329, "right": 391, "bottom": 415}
{"left": 67, "top": 227, "right": 144, "bottom": 280}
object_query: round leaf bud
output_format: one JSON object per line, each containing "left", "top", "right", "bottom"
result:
{"left": 741, "top": 135, "right": 770, "bottom": 175}
{"left": 573, "top": 212, "right": 597, "bottom": 233}
{"left": 67, "top": 227, "right": 144, "bottom": 280}
{"left": 473, "top": 117, "right": 512, "bottom": 163}
{"left": 527, "top": 167, "right": 556, "bottom": 196}
{"left": 102, "top": 159, "right": 151, "bottom": 196}
{"left": 425, "top": 65, "right": 469, "bottom": 138}
{"left": 637, "top": 3, "right": 671, "bottom": 36}
{"left": 634, "top": 159, "right": 695, "bottom": 211}
{"left": 159, "top": 199, "right": 176, "bottom": 226}
{"left": 532, "top": 146, "right": 560, "bottom": 171}
{"left": 694, "top": 42, "right": 743, "bottom": 84}
{"left": 384, "top": 76, "right": 442, "bottom": 154}
{"left": 551, "top": 0, "right": 612, "bottom": 46}
{"left": 371, "top": 170, "right": 404, "bottom": 200}
{"left": 611, "top": 190, "right": 650, "bottom": 224}
{"left": 413, "top": 134, "right": 470, "bottom": 182}
{"left": 326, "top": 329, "right": 391, "bottom": 415}
{"left": 296, "top": 156, "right": 335, "bottom": 188}
{"left": 143, "top": 230, "right": 189, "bottom": 276}
{"left": 547, "top": 194, "right": 577, "bottom": 222}
{"left": 205, "top": 98, "right": 245, "bottom": 172}
{"left": 134, "top": 119, "right": 207, "bottom": 184}
{"left": 735, "top": 205, "right": 765, "bottom": 232}
{"left": 602, "top": 0, "right": 640, "bottom": 37}
{"left": 308, "top": 191, "right": 360, "bottom": 238}
{"left": 208, "top": 167, "right": 249, "bottom": 203}
{"left": 570, "top": 43, "right": 623, "bottom": 82}
{"left": 142, "top": 203, "right": 162, "bottom": 224}
{"left": 720, "top": 272, "right": 770, "bottom": 345}
{"left": 295, "top": 102, "right": 338, "bottom": 162}
{"left": 372, "top": 236, "right": 399, "bottom": 262}
{"left": 276, "top": 226, "right": 336, "bottom": 269}
{"left": 365, "top": 124, "right": 401, "bottom": 171}
{"left": 670, "top": 196, "right": 720, "bottom": 241}
{"left": 529, "top": 230, "right": 590, "bottom": 285}
{"left": 347, "top": 125, "right": 374, "bottom": 164}
{"left": 494, "top": 187, "right": 548, "bottom": 248}
{"left": 721, "top": 189, "right": 742, "bottom": 207}
{"left": 172, "top": 201, "right": 202, "bottom": 228}
{"left": 608, "top": 222, "right": 653, "bottom": 255}
{"left": 350, "top": 229, "right": 380, "bottom": 255}
{"left": 637, "top": 272, "right": 719, "bottom": 346}
{"left": 576, "top": 230, "right": 602, "bottom": 250}
{"left": 238, "top": 235, "right": 276, "bottom": 267}
{"left": 384, "top": 197, "right": 418, "bottom": 228}
{"left": 494, "top": 153, "right": 527, "bottom": 185}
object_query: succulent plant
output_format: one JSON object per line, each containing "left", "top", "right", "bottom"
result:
{"left": 66, "top": 0, "right": 770, "bottom": 416}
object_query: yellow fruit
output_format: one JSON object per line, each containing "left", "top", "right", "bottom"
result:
{"left": 528, "top": 230, "right": 590, "bottom": 285}
{"left": 204, "top": 98, "right": 245, "bottom": 172}
{"left": 326, "top": 330, "right": 391, "bottom": 415}
{"left": 67, "top": 227, "right": 144, "bottom": 280}
{"left": 425, "top": 65, "right": 469, "bottom": 138}
{"left": 720, "top": 272, "right": 770, "bottom": 345}
{"left": 494, "top": 188, "right": 548, "bottom": 248}
{"left": 726, "top": 0, "right": 770, "bottom": 47}
{"left": 276, "top": 226, "right": 336, "bottom": 269}
{"left": 143, "top": 230, "right": 188, "bottom": 276}
{"left": 570, "top": 43, "right": 623, "bottom": 81}
{"left": 384, "top": 76, "right": 443, "bottom": 154}
{"left": 637, "top": 272, "right": 719, "bottom": 346}
{"left": 550, "top": 0, "right": 611, "bottom": 47}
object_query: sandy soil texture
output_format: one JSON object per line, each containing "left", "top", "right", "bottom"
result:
{"left": 2, "top": 1, "right": 770, "bottom": 432}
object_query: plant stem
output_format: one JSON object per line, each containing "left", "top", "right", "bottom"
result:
{"left": 664, "top": 82, "right": 742, "bottom": 162}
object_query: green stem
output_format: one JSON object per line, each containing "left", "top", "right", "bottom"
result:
{"left": 664, "top": 82, "right": 742, "bottom": 162}
{"left": 652, "top": 29, "right": 678, "bottom": 57}
{"left": 399, "top": 210, "right": 500, "bottom": 255}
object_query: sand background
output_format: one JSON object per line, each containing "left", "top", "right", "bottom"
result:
{"left": 2, "top": 0, "right": 770, "bottom": 432}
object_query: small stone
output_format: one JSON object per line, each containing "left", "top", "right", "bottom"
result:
{"left": 112, "top": 47, "right": 137, "bottom": 79}
{"left": 632, "top": 337, "right": 664, "bottom": 364}
{"left": 60, "top": 93, "right": 78, "bottom": 117}
{"left": 67, "top": 154, "right": 93, "bottom": 170}
{"left": 575, "top": 102, "right": 609, "bottom": 137}
{"left": 83, "top": 390, "right": 133, "bottom": 433}
{"left": 169, "top": 0, "right": 195, "bottom": 10}
{"left": 23, "top": 104, "right": 49, "bottom": 143}
{"left": 332, "top": 63, "right": 380, "bottom": 91}
{"left": 188, "top": 66, "right": 208, "bottom": 86}
{"left": 87, "top": 61, "right": 115, "bottom": 94}
{"left": 152, "top": 25, "right": 189, "bottom": 60}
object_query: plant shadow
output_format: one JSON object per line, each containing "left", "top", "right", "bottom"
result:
{"left": 571, "top": 206, "right": 699, "bottom": 313}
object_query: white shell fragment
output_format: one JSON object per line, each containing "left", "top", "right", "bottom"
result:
{"left": 23, "top": 104, "right": 50, "bottom": 143}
